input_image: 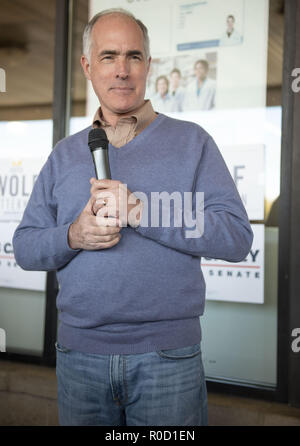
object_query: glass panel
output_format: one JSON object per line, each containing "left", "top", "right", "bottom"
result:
{"left": 68, "top": 0, "right": 283, "bottom": 387}
{"left": 0, "top": 0, "right": 56, "bottom": 355}
{"left": 200, "top": 0, "right": 283, "bottom": 387}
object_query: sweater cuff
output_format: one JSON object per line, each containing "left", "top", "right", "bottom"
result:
{"left": 54, "top": 223, "right": 81, "bottom": 264}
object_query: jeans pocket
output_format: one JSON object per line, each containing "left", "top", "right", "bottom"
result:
{"left": 156, "top": 343, "right": 201, "bottom": 360}
{"left": 55, "top": 341, "right": 71, "bottom": 353}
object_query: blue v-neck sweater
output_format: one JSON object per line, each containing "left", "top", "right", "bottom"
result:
{"left": 13, "top": 113, "right": 253, "bottom": 354}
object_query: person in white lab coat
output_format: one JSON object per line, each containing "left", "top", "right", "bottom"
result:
{"left": 219, "top": 15, "right": 242, "bottom": 46}
{"left": 152, "top": 75, "right": 175, "bottom": 113}
{"left": 169, "top": 68, "right": 185, "bottom": 112}
{"left": 183, "top": 60, "right": 216, "bottom": 111}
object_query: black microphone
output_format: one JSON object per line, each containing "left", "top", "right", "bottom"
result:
{"left": 88, "top": 128, "right": 111, "bottom": 179}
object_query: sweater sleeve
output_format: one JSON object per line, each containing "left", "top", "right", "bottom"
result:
{"left": 134, "top": 135, "right": 254, "bottom": 262}
{"left": 12, "top": 154, "right": 81, "bottom": 272}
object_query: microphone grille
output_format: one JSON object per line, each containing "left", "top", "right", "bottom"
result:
{"left": 88, "top": 128, "right": 108, "bottom": 151}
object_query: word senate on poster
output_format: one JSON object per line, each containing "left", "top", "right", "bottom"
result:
{"left": 201, "top": 224, "right": 264, "bottom": 304}
{"left": 0, "top": 159, "right": 46, "bottom": 291}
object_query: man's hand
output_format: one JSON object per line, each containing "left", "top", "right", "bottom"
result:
{"left": 90, "top": 178, "right": 144, "bottom": 228}
{"left": 68, "top": 196, "right": 122, "bottom": 250}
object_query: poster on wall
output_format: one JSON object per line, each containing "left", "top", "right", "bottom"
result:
{"left": 0, "top": 221, "right": 46, "bottom": 291}
{"left": 174, "top": 0, "right": 244, "bottom": 51}
{"left": 220, "top": 144, "right": 265, "bottom": 221}
{"left": 89, "top": 0, "right": 269, "bottom": 115}
{"left": 0, "top": 158, "right": 45, "bottom": 222}
{"left": 0, "top": 158, "right": 47, "bottom": 291}
{"left": 201, "top": 224, "right": 264, "bottom": 304}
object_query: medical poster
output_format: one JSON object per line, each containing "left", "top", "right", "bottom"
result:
{"left": 89, "top": 0, "right": 269, "bottom": 114}
{"left": 201, "top": 224, "right": 264, "bottom": 304}
{"left": 174, "top": 0, "right": 245, "bottom": 51}
{"left": 0, "top": 221, "right": 46, "bottom": 291}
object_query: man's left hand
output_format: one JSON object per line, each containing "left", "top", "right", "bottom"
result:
{"left": 90, "top": 178, "right": 144, "bottom": 228}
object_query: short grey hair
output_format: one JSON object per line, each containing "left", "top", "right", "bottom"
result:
{"left": 83, "top": 8, "right": 151, "bottom": 62}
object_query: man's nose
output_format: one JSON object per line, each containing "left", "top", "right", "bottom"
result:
{"left": 115, "top": 58, "right": 129, "bottom": 79}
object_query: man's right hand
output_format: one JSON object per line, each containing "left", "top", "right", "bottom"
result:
{"left": 68, "top": 197, "right": 122, "bottom": 250}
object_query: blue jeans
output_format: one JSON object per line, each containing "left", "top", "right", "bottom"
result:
{"left": 55, "top": 341, "right": 208, "bottom": 426}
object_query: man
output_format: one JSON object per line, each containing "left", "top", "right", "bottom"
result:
{"left": 13, "top": 8, "right": 253, "bottom": 426}
{"left": 169, "top": 68, "right": 185, "bottom": 112}
{"left": 220, "top": 15, "right": 243, "bottom": 46}
{"left": 183, "top": 59, "right": 216, "bottom": 110}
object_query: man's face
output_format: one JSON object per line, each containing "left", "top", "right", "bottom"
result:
{"left": 81, "top": 14, "right": 151, "bottom": 117}
{"left": 227, "top": 17, "right": 235, "bottom": 32}
{"left": 157, "top": 78, "right": 168, "bottom": 96}
{"left": 170, "top": 72, "right": 180, "bottom": 90}
{"left": 195, "top": 63, "right": 208, "bottom": 81}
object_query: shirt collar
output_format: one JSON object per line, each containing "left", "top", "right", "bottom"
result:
{"left": 92, "top": 99, "right": 156, "bottom": 134}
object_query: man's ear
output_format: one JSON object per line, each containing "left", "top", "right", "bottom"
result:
{"left": 80, "top": 55, "right": 91, "bottom": 80}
